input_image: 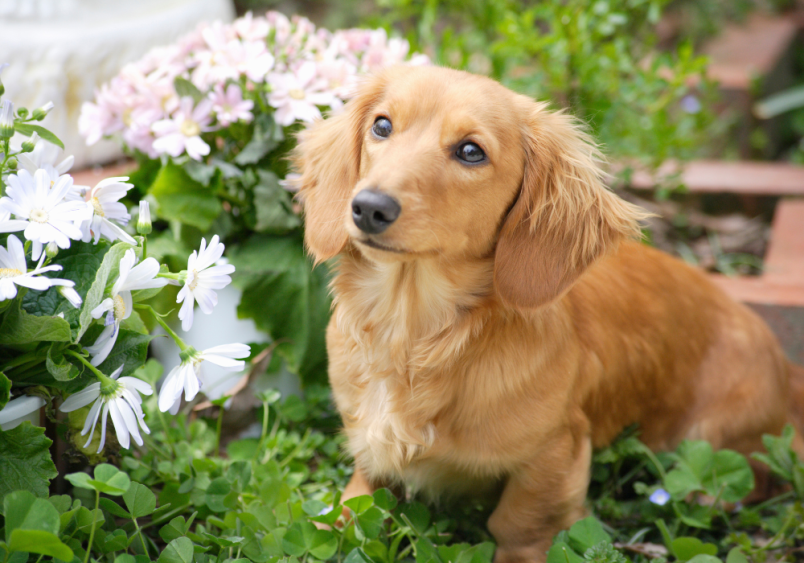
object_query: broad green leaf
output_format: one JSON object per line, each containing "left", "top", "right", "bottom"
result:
{"left": 568, "top": 516, "right": 610, "bottom": 553}
{"left": 115, "top": 554, "right": 137, "bottom": 563}
{"left": 727, "top": 548, "right": 749, "bottom": 563}
{"left": 455, "top": 543, "right": 495, "bottom": 563}
{"left": 159, "top": 515, "right": 192, "bottom": 543}
{"left": 282, "top": 522, "right": 317, "bottom": 557}
{"left": 250, "top": 170, "right": 300, "bottom": 234}
{"left": 94, "top": 464, "right": 132, "bottom": 495}
{"left": 173, "top": 78, "right": 203, "bottom": 103}
{"left": 101, "top": 529, "right": 129, "bottom": 553}
{"left": 0, "top": 372, "right": 9, "bottom": 409}
{"left": 706, "top": 450, "right": 754, "bottom": 502}
{"left": 99, "top": 497, "right": 131, "bottom": 518}
{"left": 0, "top": 423, "right": 57, "bottom": 503}
{"left": 94, "top": 329, "right": 154, "bottom": 379}
{"left": 205, "top": 477, "right": 232, "bottom": 512}
{"left": 671, "top": 537, "right": 718, "bottom": 561}
{"left": 159, "top": 537, "right": 194, "bottom": 563}
{"left": 123, "top": 482, "right": 157, "bottom": 518}
{"left": 22, "top": 239, "right": 110, "bottom": 334}
{"left": 229, "top": 234, "right": 330, "bottom": 384}
{"left": 149, "top": 162, "right": 221, "bottom": 230}
{"left": 686, "top": 556, "right": 721, "bottom": 563}
{"left": 399, "top": 501, "right": 430, "bottom": 535}
{"left": 356, "top": 506, "right": 383, "bottom": 540}
{"left": 74, "top": 506, "right": 105, "bottom": 533}
{"left": 373, "top": 488, "right": 398, "bottom": 511}
{"left": 13, "top": 123, "right": 64, "bottom": 149}
{"left": 0, "top": 300, "right": 71, "bottom": 347}
{"left": 344, "top": 547, "right": 373, "bottom": 563}
{"left": 4, "top": 490, "right": 60, "bottom": 538}
{"left": 7, "top": 529, "right": 73, "bottom": 560}
{"left": 344, "top": 495, "right": 374, "bottom": 515}
{"left": 546, "top": 542, "right": 584, "bottom": 563}
{"left": 46, "top": 345, "right": 79, "bottom": 381}
{"left": 78, "top": 241, "right": 134, "bottom": 341}
{"left": 234, "top": 114, "right": 282, "bottom": 165}
{"left": 308, "top": 529, "right": 337, "bottom": 560}
{"left": 301, "top": 499, "right": 328, "bottom": 516}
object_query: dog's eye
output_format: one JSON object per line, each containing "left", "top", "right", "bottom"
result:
{"left": 456, "top": 142, "right": 486, "bottom": 164}
{"left": 372, "top": 117, "right": 392, "bottom": 138}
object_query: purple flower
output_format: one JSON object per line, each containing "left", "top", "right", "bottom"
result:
{"left": 649, "top": 488, "right": 671, "bottom": 506}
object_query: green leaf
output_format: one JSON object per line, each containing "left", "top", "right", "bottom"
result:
{"left": 282, "top": 522, "right": 317, "bottom": 557}
{"left": 13, "top": 123, "right": 64, "bottom": 149}
{"left": 0, "top": 423, "right": 57, "bottom": 504}
{"left": 235, "top": 114, "right": 282, "bottom": 165}
{"left": 671, "top": 537, "right": 718, "bottom": 561}
{"left": 149, "top": 162, "right": 221, "bottom": 230}
{"left": 399, "top": 501, "right": 430, "bottom": 535}
{"left": 4, "top": 490, "right": 60, "bottom": 538}
{"left": 356, "top": 506, "right": 383, "bottom": 540}
{"left": 159, "top": 515, "right": 193, "bottom": 543}
{"left": 66, "top": 464, "right": 131, "bottom": 495}
{"left": 0, "top": 372, "right": 9, "bottom": 409}
{"left": 568, "top": 517, "right": 610, "bottom": 553}
{"left": 173, "top": 78, "right": 203, "bottom": 103}
{"left": 301, "top": 499, "right": 328, "bottom": 516}
{"left": 46, "top": 345, "right": 80, "bottom": 381}
{"left": 0, "top": 300, "right": 71, "bottom": 347}
{"left": 159, "top": 537, "right": 195, "bottom": 563}
{"left": 99, "top": 498, "right": 131, "bottom": 518}
{"left": 344, "top": 547, "right": 373, "bottom": 563}
{"left": 94, "top": 329, "right": 154, "bottom": 379}
{"left": 205, "top": 477, "right": 232, "bottom": 512}
{"left": 123, "top": 482, "right": 157, "bottom": 518}
{"left": 78, "top": 241, "right": 135, "bottom": 341}
{"left": 726, "top": 548, "right": 749, "bottom": 563}
{"left": 344, "top": 495, "right": 374, "bottom": 515}
{"left": 229, "top": 234, "right": 330, "bottom": 384}
{"left": 546, "top": 542, "right": 584, "bottom": 563}
{"left": 706, "top": 450, "right": 754, "bottom": 502}
{"left": 251, "top": 170, "right": 300, "bottom": 234}
{"left": 372, "top": 488, "right": 397, "bottom": 512}
{"left": 686, "top": 556, "right": 721, "bottom": 563}
{"left": 308, "top": 529, "right": 337, "bottom": 560}
{"left": 455, "top": 543, "right": 495, "bottom": 563}
{"left": 7, "top": 529, "right": 73, "bottom": 560}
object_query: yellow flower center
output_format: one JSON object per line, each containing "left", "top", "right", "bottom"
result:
{"left": 122, "top": 108, "right": 133, "bottom": 127}
{"left": 0, "top": 268, "right": 22, "bottom": 279}
{"left": 113, "top": 294, "right": 126, "bottom": 321}
{"left": 180, "top": 119, "right": 201, "bottom": 137}
{"left": 30, "top": 209, "right": 49, "bottom": 223}
{"left": 90, "top": 197, "right": 105, "bottom": 217}
{"left": 187, "top": 269, "right": 199, "bottom": 291}
{"left": 289, "top": 88, "right": 306, "bottom": 100}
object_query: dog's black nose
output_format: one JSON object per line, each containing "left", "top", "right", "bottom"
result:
{"left": 352, "top": 189, "right": 401, "bottom": 234}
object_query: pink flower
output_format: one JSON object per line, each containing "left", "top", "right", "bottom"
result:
{"left": 233, "top": 12, "right": 270, "bottom": 42}
{"left": 210, "top": 84, "right": 254, "bottom": 126}
{"left": 152, "top": 97, "right": 214, "bottom": 161}
{"left": 267, "top": 61, "right": 337, "bottom": 126}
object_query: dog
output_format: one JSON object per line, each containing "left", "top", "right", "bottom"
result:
{"left": 294, "top": 65, "right": 804, "bottom": 562}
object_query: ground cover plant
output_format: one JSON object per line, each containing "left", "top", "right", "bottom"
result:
{"left": 1, "top": 6, "right": 803, "bottom": 563}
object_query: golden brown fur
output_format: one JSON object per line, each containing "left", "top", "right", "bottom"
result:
{"left": 294, "top": 65, "right": 804, "bottom": 563}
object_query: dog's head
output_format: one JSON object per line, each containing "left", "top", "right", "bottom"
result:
{"left": 294, "top": 65, "right": 646, "bottom": 309}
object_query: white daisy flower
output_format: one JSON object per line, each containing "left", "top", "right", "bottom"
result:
{"left": 158, "top": 343, "right": 250, "bottom": 414}
{"left": 79, "top": 177, "right": 136, "bottom": 244}
{"left": 59, "top": 365, "right": 153, "bottom": 453}
{"left": 18, "top": 139, "right": 75, "bottom": 182}
{"left": 0, "top": 169, "right": 89, "bottom": 260}
{"left": 58, "top": 284, "right": 83, "bottom": 308}
{"left": 0, "top": 395, "right": 46, "bottom": 431}
{"left": 176, "top": 235, "right": 235, "bottom": 331}
{"left": 86, "top": 249, "right": 168, "bottom": 366}
{"left": 0, "top": 234, "right": 77, "bottom": 301}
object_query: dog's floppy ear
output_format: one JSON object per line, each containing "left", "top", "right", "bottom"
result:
{"left": 293, "top": 76, "right": 385, "bottom": 263}
{"left": 494, "top": 101, "right": 648, "bottom": 309}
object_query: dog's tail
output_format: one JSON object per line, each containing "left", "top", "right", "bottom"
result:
{"left": 788, "top": 362, "right": 804, "bottom": 455}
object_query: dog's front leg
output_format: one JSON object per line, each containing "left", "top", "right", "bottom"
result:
{"left": 489, "top": 427, "right": 592, "bottom": 563}
{"left": 342, "top": 465, "right": 376, "bottom": 502}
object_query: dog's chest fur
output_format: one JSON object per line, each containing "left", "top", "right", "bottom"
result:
{"left": 328, "top": 254, "right": 508, "bottom": 491}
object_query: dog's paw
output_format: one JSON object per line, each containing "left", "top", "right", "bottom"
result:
{"left": 494, "top": 545, "right": 549, "bottom": 563}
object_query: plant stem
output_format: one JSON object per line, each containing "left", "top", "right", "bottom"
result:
{"left": 135, "top": 304, "right": 189, "bottom": 351}
{"left": 84, "top": 490, "right": 99, "bottom": 563}
{"left": 64, "top": 350, "right": 110, "bottom": 383}
{"left": 215, "top": 404, "right": 225, "bottom": 457}
{"left": 0, "top": 351, "right": 40, "bottom": 372}
{"left": 132, "top": 517, "right": 148, "bottom": 557}
{"left": 155, "top": 406, "right": 175, "bottom": 456}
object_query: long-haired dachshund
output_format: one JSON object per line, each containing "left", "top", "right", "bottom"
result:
{"left": 294, "top": 65, "right": 804, "bottom": 562}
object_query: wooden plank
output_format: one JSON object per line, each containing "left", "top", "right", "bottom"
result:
{"left": 70, "top": 160, "right": 136, "bottom": 188}
{"left": 627, "top": 160, "right": 804, "bottom": 195}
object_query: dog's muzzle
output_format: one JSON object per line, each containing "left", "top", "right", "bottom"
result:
{"left": 351, "top": 189, "right": 401, "bottom": 234}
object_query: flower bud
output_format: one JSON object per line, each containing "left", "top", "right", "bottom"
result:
{"left": 21, "top": 131, "right": 39, "bottom": 153}
{"left": 6, "top": 157, "right": 16, "bottom": 169}
{"left": 137, "top": 200, "right": 152, "bottom": 235}
{"left": 32, "top": 101, "right": 54, "bottom": 121}
{"left": 46, "top": 241, "right": 59, "bottom": 258}
{"left": 0, "top": 100, "right": 14, "bottom": 139}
